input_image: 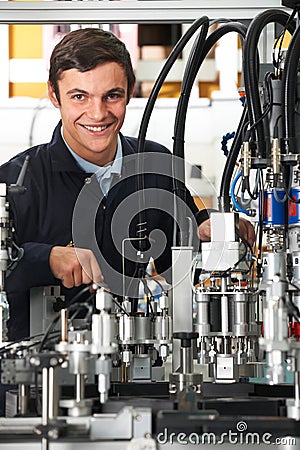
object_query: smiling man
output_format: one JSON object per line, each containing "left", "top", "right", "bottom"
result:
{"left": 48, "top": 62, "right": 130, "bottom": 166}
{"left": 0, "top": 28, "right": 254, "bottom": 343}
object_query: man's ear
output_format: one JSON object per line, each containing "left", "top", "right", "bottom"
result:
{"left": 47, "top": 81, "right": 60, "bottom": 108}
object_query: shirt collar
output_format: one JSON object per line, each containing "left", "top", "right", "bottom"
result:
{"left": 60, "top": 126, "right": 123, "bottom": 177}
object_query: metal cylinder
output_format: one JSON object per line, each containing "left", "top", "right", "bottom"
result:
{"left": 194, "top": 290, "right": 210, "bottom": 335}
{"left": 159, "top": 292, "right": 169, "bottom": 310}
{"left": 263, "top": 189, "right": 285, "bottom": 226}
{"left": 241, "top": 141, "right": 251, "bottom": 177}
{"left": 155, "top": 315, "right": 171, "bottom": 340}
{"left": 60, "top": 308, "right": 68, "bottom": 343}
{"left": 96, "top": 356, "right": 111, "bottom": 404}
{"left": 119, "top": 315, "right": 134, "bottom": 342}
{"left": 18, "top": 384, "right": 29, "bottom": 416}
{"left": 263, "top": 296, "right": 288, "bottom": 342}
{"left": 232, "top": 292, "right": 248, "bottom": 336}
{"left": 261, "top": 252, "right": 286, "bottom": 285}
{"left": 271, "top": 138, "right": 281, "bottom": 175}
{"left": 134, "top": 316, "right": 152, "bottom": 341}
{"left": 292, "top": 251, "right": 300, "bottom": 283}
{"left": 92, "top": 312, "right": 115, "bottom": 354}
{"left": 69, "top": 349, "right": 89, "bottom": 374}
{"left": 221, "top": 295, "right": 229, "bottom": 333}
{"left": 181, "top": 346, "right": 193, "bottom": 374}
{"left": 75, "top": 374, "right": 85, "bottom": 403}
{"left": 248, "top": 292, "right": 259, "bottom": 334}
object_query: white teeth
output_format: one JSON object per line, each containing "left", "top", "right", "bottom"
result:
{"left": 84, "top": 125, "right": 107, "bottom": 132}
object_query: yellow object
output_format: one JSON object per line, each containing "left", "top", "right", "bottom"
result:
{"left": 9, "top": 83, "right": 47, "bottom": 98}
{"left": 9, "top": 25, "right": 43, "bottom": 59}
{"left": 9, "top": 1, "right": 44, "bottom": 97}
{"left": 275, "top": 31, "right": 292, "bottom": 49}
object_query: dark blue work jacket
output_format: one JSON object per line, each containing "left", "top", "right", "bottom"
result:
{"left": 0, "top": 122, "right": 205, "bottom": 341}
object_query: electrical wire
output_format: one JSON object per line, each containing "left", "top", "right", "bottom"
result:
{"left": 112, "top": 298, "right": 130, "bottom": 316}
{"left": 273, "top": 8, "right": 297, "bottom": 78}
{"left": 256, "top": 169, "right": 265, "bottom": 279}
{"left": 145, "top": 271, "right": 166, "bottom": 293}
{"left": 247, "top": 71, "right": 274, "bottom": 135}
{"left": 243, "top": 9, "right": 295, "bottom": 158}
{"left": 281, "top": 20, "right": 300, "bottom": 154}
{"left": 230, "top": 172, "right": 251, "bottom": 215}
{"left": 219, "top": 105, "right": 249, "bottom": 212}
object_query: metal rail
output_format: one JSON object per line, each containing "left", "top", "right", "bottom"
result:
{"left": 0, "top": 1, "right": 288, "bottom": 24}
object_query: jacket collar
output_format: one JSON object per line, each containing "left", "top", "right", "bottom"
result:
{"left": 49, "top": 121, "right": 137, "bottom": 173}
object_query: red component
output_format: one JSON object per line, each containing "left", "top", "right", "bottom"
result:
{"left": 263, "top": 197, "right": 272, "bottom": 219}
{"left": 289, "top": 197, "right": 297, "bottom": 217}
{"left": 291, "top": 322, "right": 300, "bottom": 338}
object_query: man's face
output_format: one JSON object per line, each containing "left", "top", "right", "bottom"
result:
{"left": 48, "top": 62, "right": 131, "bottom": 166}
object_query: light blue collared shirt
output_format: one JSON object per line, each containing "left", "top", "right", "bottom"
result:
{"left": 61, "top": 128, "right": 122, "bottom": 196}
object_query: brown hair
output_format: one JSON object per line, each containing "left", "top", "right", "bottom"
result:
{"left": 48, "top": 28, "right": 135, "bottom": 103}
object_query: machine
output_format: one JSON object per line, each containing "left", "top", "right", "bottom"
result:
{"left": 1, "top": 2, "right": 300, "bottom": 449}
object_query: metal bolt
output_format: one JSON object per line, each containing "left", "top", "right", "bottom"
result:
{"left": 169, "top": 383, "right": 177, "bottom": 394}
{"left": 30, "top": 356, "right": 40, "bottom": 367}
{"left": 50, "top": 357, "right": 58, "bottom": 366}
{"left": 48, "top": 428, "right": 59, "bottom": 440}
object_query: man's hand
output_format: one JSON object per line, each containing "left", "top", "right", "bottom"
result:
{"left": 239, "top": 218, "right": 256, "bottom": 247}
{"left": 49, "top": 246, "right": 104, "bottom": 288}
{"left": 197, "top": 217, "right": 255, "bottom": 247}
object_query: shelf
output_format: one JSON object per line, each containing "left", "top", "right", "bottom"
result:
{"left": 0, "top": 1, "right": 289, "bottom": 24}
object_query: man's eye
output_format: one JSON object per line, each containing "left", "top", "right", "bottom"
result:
{"left": 72, "top": 94, "right": 85, "bottom": 100}
{"left": 107, "top": 93, "right": 121, "bottom": 100}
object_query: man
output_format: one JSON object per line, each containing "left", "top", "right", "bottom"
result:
{"left": 0, "top": 28, "right": 255, "bottom": 342}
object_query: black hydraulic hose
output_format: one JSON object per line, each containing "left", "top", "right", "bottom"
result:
{"left": 173, "top": 22, "right": 210, "bottom": 161}
{"left": 198, "top": 23, "right": 248, "bottom": 214}
{"left": 137, "top": 16, "right": 210, "bottom": 154}
{"left": 134, "top": 16, "right": 210, "bottom": 253}
{"left": 172, "top": 23, "right": 209, "bottom": 245}
{"left": 172, "top": 22, "right": 247, "bottom": 233}
{"left": 173, "top": 22, "right": 247, "bottom": 161}
{"left": 219, "top": 105, "right": 249, "bottom": 212}
{"left": 243, "top": 9, "right": 295, "bottom": 158}
{"left": 218, "top": 104, "right": 248, "bottom": 212}
{"left": 281, "top": 22, "right": 300, "bottom": 154}
{"left": 171, "top": 22, "right": 248, "bottom": 216}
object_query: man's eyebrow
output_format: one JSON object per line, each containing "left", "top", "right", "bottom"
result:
{"left": 66, "top": 88, "right": 89, "bottom": 95}
{"left": 66, "top": 87, "right": 126, "bottom": 96}
{"left": 106, "top": 87, "right": 126, "bottom": 95}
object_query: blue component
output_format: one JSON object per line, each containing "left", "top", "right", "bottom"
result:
{"left": 289, "top": 187, "right": 300, "bottom": 225}
{"left": 263, "top": 189, "right": 285, "bottom": 226}
{"left": 221, "top": 132, "right": 235, "bottom": 157}
{"left": 230, "top": 171, "right": 250, "bottom": 216}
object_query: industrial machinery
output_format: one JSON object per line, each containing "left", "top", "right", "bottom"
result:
{"left": 1, "top": 2, "right": 300, "bottom": 449}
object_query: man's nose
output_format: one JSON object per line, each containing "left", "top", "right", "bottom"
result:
{"left": 87, "top": 99, "right": 105, "bottom": 120}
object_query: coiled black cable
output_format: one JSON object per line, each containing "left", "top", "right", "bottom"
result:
{"left": 172, "top": 21, "right": 210, "bottom": 245}
{"left": 281, "top": 19, "right": 300, "bottom": 155}
{"left": 172, "top": 21, "right": 247, "bottom": 237}
{"left": 184, "top": 22, "right": 248, "bottom": 212}
{"left": 135, "top": 16, "right": 210, "bottom": 253}
{"left": 243, "top": 9, "right": 295, "bottom": 158}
